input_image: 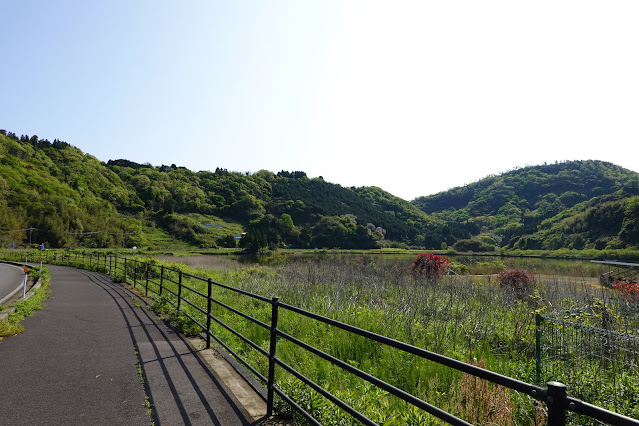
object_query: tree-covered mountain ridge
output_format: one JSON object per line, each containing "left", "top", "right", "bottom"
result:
{"left": 2, "top": 129, "right": 638, "bottom": 251}
{"left": 0, "top": 130, "right": 440, "bottom": 249}
{"left": 412, "top": 160, "right": 639, "bottom": 251}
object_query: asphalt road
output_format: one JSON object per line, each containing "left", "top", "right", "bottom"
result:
{"left": 0, "top": 262, "right": 26, "bottom": 302}
{"left": 0, "top": 265, "right": 261, "bottom": 425}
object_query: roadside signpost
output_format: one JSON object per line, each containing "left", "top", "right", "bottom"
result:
{"left": 22, "top": 268, "right": 28, "bottom": 298}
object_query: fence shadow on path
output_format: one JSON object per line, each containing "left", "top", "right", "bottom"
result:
{"left": 81, "top": 270, "right": 260, "bottom": 426}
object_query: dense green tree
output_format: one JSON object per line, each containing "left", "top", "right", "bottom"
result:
{"left": 619, "top": 197, "right": 639, "bottom": 246}
{"left": 278, "top": 213, "right": 300, "bottom": 246}
{"left": 218, "top": 234, "right": 237, "bottom": 248}
{"left": 452, "top": 239, "right": 496, "bottom": 252}
{"left": 239, "top": 229, "right": 268, "bottom": 252}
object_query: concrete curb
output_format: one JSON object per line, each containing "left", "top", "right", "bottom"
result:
{"left": 0, "top": 282, "right": 25, "bottom": 306}
{"left": 0, "top": 261, "right": 32, "bottom": 306}
{"left": 0, "top": 260, "right": 43, "bottom": 320}
{"left": 0, "top": 277, "right": 42, "bottom": 321}
{"left": 0, "top": 260, "right": 40, "bottom": 305}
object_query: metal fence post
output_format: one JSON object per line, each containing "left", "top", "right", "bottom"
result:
{"left": 206, "top": 278, "right": 213, "bottom": 349}
{"left": 177, "top": 271, "right": 183, "bottom": 312}
{"left": 133, "top": 260, "right": 137, "bottom": 288}
{"left": 536, "top": 314, "right": 542, "bottom": 384}
{"left": 145, "top": 263, "right": 149, "bottom": 296}
{"left": 266, "top": 296, "right": 280, "bottom": 417}
{"left": 160, "top": 265, "right": 164, "bottom": 296}
{"left": 124, "top": 257, "right": 127, "bottom": 282}
{"left": 547, "top": 381, "right": 567, "bottom": 426}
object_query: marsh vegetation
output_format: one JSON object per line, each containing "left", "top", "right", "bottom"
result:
{"left": 146, "top": 253, "right": 638, "bottom": 424}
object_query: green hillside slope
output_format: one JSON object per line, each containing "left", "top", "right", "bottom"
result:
{"left": 0, "top": 131, "right": 142, "bottom": 248}
{"left": 412, "top": 160, "right": 639, "bottom": 250}
{"left": 0, "top": 130, "right": 439, "bottom": 249}
{"left": 106, "top": 166, "right": 441, "bottom": 249}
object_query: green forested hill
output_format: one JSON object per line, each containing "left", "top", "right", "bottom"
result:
{"left": 267, "top": 174, "right": 441, "bottom": 246}
{"left": 0, "top": 131, "right": 438, "bottom": 249}
{"left": 3, "top": 130, "right": 638, "bottom": 252}
{"left": 0, "top": 132, "right": 141, "bottom": 248}
{"left": 105, "top": 166, "right": 440, "bottom": 249}
{"left": 412, "top": 160, "right": 639, "bottom": 250}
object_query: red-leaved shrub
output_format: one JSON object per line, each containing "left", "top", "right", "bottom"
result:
{"left": 498, "top": 269, "right": 535, "bottom": 298}
{"left": 613, "top": 279, "right": 639, "bottom": 303}
{"left": 411, "top": 253, "right": 450, "bottom": 280}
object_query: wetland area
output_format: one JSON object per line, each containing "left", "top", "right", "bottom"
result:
{"left": 149, "top": 252, "right": 637, "bottom": 424}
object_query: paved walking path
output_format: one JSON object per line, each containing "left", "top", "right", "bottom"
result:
{"left": 0, "top": 266, "right": 267, "bottom": 426}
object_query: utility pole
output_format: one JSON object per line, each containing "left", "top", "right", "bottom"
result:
{"left": 28, "top": 226, "right": 35, "bottom": 248}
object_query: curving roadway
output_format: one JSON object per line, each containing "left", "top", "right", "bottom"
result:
{"left": 0, "top": 262, "right": 26, "bottom": 303}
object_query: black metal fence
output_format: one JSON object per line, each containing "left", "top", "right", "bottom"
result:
{"left": 6, "top": 249, "right": 639, "bottom": 426}
{"left": 536, "top": 311, "right": 639, "bottom": 421}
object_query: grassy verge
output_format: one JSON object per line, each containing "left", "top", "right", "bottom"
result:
{"left": 0, "top": 267, "right": 51, "bottom": 340}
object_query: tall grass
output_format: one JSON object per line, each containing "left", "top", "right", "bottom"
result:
{"left": 137, "top": 254, "right": 631, "bottom": 424}
{"left": 218, "top": 255, "right": 639, "bottom": 423}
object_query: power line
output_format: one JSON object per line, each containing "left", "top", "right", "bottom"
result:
{"left": 0, "top": 228, "right": 34, "bottom": 233}
{"left": 0, "top": 228, "right": 136, "bottom": 236}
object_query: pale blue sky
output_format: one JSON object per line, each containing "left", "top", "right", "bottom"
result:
{"left": 2, "top": 1, "right": 638, "bottom": 200}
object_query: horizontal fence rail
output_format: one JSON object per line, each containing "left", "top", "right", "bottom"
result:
{"left": 5, "top": 249, "right": 639, "bottom": 426}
